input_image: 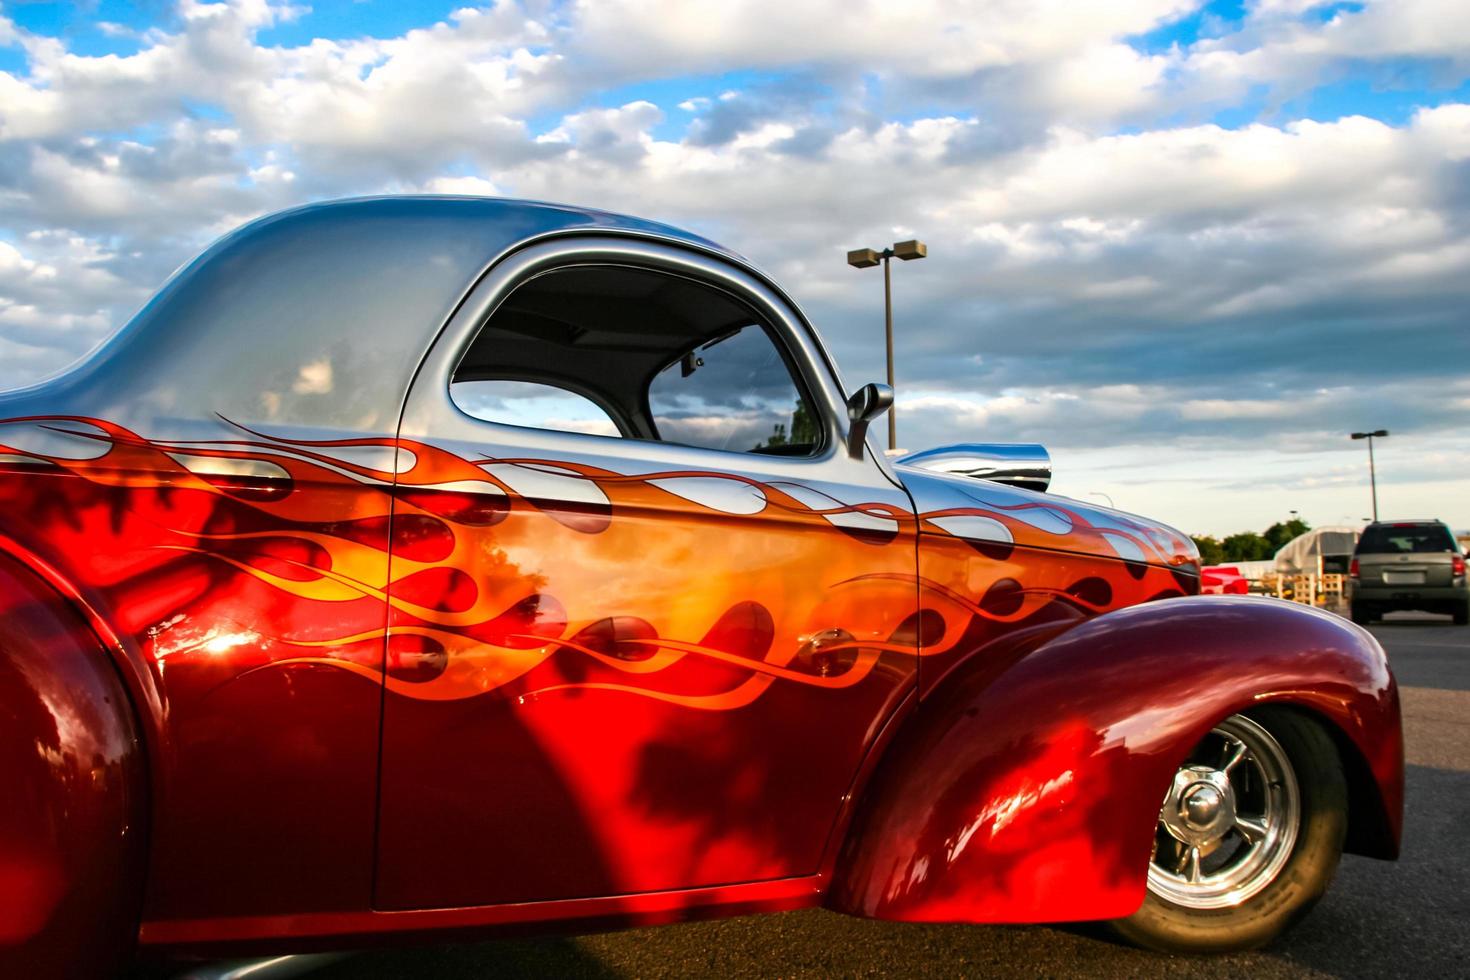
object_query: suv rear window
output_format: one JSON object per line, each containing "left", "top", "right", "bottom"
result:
{"left": 1355, "top": 524, "right": 1458, "bottom": 555}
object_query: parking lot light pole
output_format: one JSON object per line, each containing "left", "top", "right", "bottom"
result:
{"left": 1349, "top": 429, "right": 1389, "bottom": 521}
{"left": 847, "top": 239, "right": 927, "bottom": 451}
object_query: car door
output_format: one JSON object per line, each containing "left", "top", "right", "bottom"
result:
{"left": 373, "top": 238, "right": 920, "bottom": 910}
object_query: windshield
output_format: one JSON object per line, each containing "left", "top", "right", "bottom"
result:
{"left": 1355, "top": 524, "right": 1458, "bottom": 555}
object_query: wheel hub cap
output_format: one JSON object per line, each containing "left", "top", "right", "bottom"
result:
{"left": 1162, "top": 766, "right": 1236, "bottom": 846}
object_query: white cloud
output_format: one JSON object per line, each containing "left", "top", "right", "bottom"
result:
{"left": 0, "top": 233, "right": 138, "bottom": 374}
{"left": 568, "top": 0, "right": 1197, "bottom": 80}
{"left": 1178, "top": 399, "right": 1291, "bottom": 420}
{"left": 421, "top": 175, "right": 503, "bottom": 196}
{"left": 0, "top": 0, "right": 1468, "bottom": 532}
{"left": 1187, "top": 0, "right": 1470, "bottom": 89}
{"left": 292, "top": 358, "right": 333, "bottom": 395}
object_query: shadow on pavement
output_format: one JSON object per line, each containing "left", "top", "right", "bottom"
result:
{"left": 276, "top": 765, "right": 1465, "bottom": 979}
{"left": 307, "top": 937, "right": 621, "bottom": 980}
{"left": 1264, "top": 764, "right": 1469, "bottom": 976}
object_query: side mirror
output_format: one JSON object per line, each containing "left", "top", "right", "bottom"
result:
{"left": 845, "top": 383, "right": 894, "bottom": 460}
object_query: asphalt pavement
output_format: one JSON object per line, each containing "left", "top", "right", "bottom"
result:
{"left": 217, "top": 613, "right": 1470, "bottom": 980}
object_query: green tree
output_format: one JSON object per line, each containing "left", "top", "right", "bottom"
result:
{"left": 1220, "top": 531, "right": 1271, "bottom": 562}
{"left": 789, "top": 398, "right": 818, "bottom": 446}
{"left": 753, "top": 422, "right": 788, "bottom": 451}
{"left": 1191, "top": 535, "right": 1225, "bottom": 566}
{"left": 753, "top": 399, "right": 818, "bottom": 451}
{"left": 1193, "top": 518, "right": 1311, "bottom": 564}
{"left": 1263, "top": 518, "right": 1310, "bottom": 553}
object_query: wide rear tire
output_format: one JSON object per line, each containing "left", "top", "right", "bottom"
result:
{"left": 1110, "top": 707, "right": 1347, "bottom": 954}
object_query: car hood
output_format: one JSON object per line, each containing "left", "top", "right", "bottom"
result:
{"left": 895, "top": 463, "right": 1199, "bottom": 571}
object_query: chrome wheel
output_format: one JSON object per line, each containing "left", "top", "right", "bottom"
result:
{"left": 1146, "top": 714, "right": 1300, "bottom": 910}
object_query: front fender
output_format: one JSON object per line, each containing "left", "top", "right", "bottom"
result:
{"left": 0, "top": 551, "right": 149, "bottom": 977}
{"left": 827, "top": 596, "right": 1402, "bottom": 924}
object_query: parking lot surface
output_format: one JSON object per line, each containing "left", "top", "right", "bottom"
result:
{"left": 226, "top": 615, "right": 1470, "bottom": 979}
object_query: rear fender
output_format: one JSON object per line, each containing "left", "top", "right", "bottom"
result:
{"left": 0, "top": 551, "right": 149, "bottom": 977}
{"left": 827, "top": 596, "right": 1402, "bottom": 924}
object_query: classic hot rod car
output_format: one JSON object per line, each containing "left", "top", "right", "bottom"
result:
{"left": 0, "top": 198, "right": 1401, "bottom": 976}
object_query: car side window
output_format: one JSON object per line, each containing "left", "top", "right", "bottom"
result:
{"left": 449, "top": 379, "right": 621, "bottom": 437}
{"left": 451, "top": 265, "right": 822, "bottom": 457}
{"left": 648, "top": 325, "right": 818, "bottom": 455}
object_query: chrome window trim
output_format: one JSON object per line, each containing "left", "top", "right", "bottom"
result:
{"left": 403, "top": 236, "right": 897, "bottom": 487}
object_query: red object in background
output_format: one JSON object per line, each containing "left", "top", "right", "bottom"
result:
{"left": 0, "top": 199, "right": 1404, "bottom": 975}
{"left": 1200, "top": 564, "right": 1250, "bottom": 594}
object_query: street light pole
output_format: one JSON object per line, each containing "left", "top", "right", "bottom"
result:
{"left": 1349, "top": 429, "right": 1390, "bottom": 521}
{"left": 848, "top": 239, "right": 927, "bottom": 452}
{"left": 1367, "top": 438, "right": 1378, "bottom": 520}
{"left": 883, "top": 253, "right": 894, "bottom": 451}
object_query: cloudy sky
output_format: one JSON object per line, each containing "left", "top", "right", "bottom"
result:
{"left": 1, "top": 0, "right": 1468, "bottom": 537}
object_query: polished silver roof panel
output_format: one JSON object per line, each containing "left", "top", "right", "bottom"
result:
{"left": 9, "top": 197, "right": 738, "bottom": 435}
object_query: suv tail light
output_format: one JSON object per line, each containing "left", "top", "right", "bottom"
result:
{"left": 1349, "top": 558, "right": 1360, "bottom": 578}
{"left": 1454, "top": 554, "right": 1466, "bottom": 578}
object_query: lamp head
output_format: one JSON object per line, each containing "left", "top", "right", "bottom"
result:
{"left": 893, "top": 239, "right": 927, "bottom": 261}
{"left": 847, "top": 248, "right": 881, "bottom": 269}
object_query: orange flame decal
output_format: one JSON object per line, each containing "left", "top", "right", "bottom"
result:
{"left": 0, "top": 415, "right": 1193, "bottom": 711}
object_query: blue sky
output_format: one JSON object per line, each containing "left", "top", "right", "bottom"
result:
{"left": 1, "top": 0, "right": 1467, "bottom": 534}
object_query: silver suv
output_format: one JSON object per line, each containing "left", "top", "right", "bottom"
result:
{"left": 1350, "top": 519, "right": 1468, "bottom": 625}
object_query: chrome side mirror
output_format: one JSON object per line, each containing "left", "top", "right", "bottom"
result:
{"left": 897, "top": 443, "right": 1052, "bottom": 493}
{"left": 845, "top": 383, "right": 894, "bottom": 459}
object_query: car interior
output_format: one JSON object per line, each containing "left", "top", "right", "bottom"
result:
{"left": 450, "top": 265, "right": 821, "bottom": 457}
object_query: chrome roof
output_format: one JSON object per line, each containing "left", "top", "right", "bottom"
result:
{"left": 6, "top": 197, "right": 744, "bottom": 434}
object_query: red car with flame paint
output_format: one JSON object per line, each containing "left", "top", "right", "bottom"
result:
{"left": 1, "top": 199, "right": 1401, "bottom": 976}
